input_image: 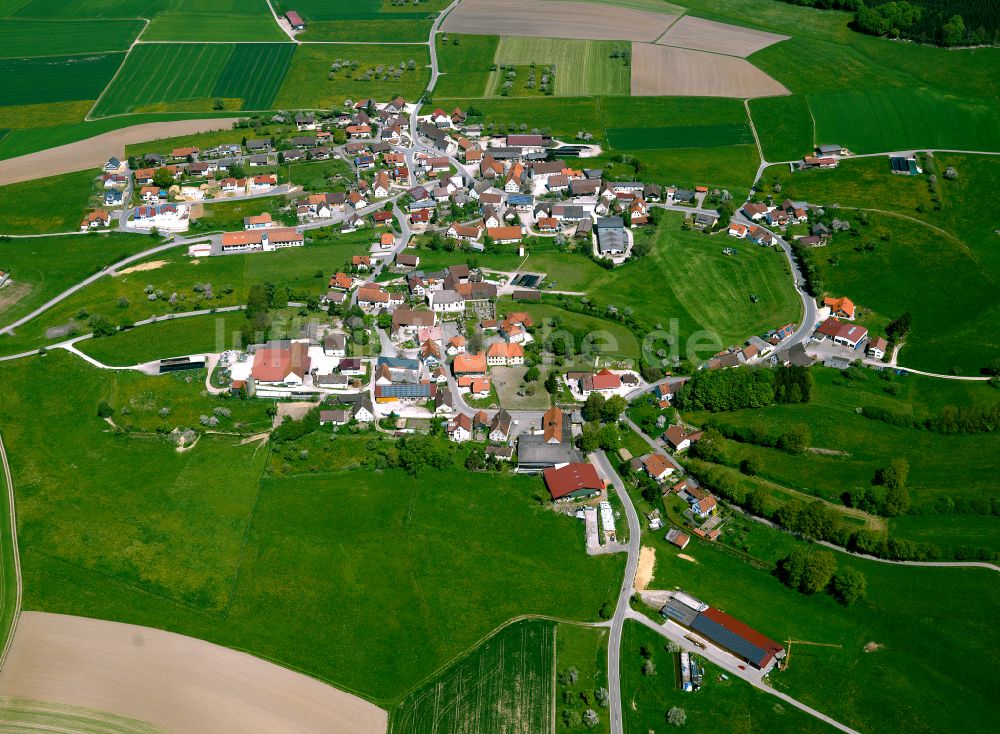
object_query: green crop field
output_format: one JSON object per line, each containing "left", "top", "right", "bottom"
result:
{"left": 622, "top": 621, "right": 835, "bottom": 734}
{"left": 0, "top": 168, "right": 99, "bottom": 235}
{"left": 607, "top": 123, "right": 754, "bottom": 150}
{"left": 0, "top": 53, "right": 124, "bottom": 106}
{"left": 276, "top": 0, "right": 448, "bottom": 20}
{"left": 0, "top": 232, "right": 152, "bottom": 329}
{"left": 76, "top": 311, "right": 247, "bottom": 366}
{"left": 644, "top": 516, "right": 1000, "bottom": 734}
{"left": 748, "top": 94, "right": 815, "bottom": 162}
{"left": 808, "top": 88, "right": 1000, "bottom": 154}
{"left": 684, "top": 368, "right": 1000, "bottom": 510}
{"left": 276, "top": 0, "right": 442, "bottom": 41}
{"left": 142, "top": 12, "right": 288, "bottom": 42}
{"left": 0, "top": 698, "right": 165, "bottom": 734}
{"left": 0, "top": 352, "right": 624, "bottom": 701}
{"left": 434, "top": 34, "right": 498, "bottom": 98}
{"left": 0, "top": 19, "right": 144, "bottom": 57}
{"left": 274, "top": 44, "right": 430, "bottom": 111}
{"left": 390, "top": 619, "right": 556, "bottom": 733}
{"left": 93, "top": 43, "right": 293, "bottom": 116}
{"left": 491, "top": 38, "right": 630, "bottom": 97}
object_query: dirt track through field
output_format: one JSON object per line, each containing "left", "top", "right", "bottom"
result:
{"left": 0, "top": 612, "right": 388, "bottom": 734}
{"left": 0, "top": 119, "right": 240, "bottom": 187}
{"left": 655, "top": 15, "right": 789, "bottom": 57}
{"left": 631, "top": 44, "right": 789, "bottom": 98}
{"left": 441, "top": 0, "right": 677, "bottom": 41}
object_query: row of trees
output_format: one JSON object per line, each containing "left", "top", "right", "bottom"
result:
{"left": 675, "top": 366, "right": 814, "bottom": 413}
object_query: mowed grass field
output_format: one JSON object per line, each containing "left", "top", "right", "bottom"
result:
{"left": 607, "top": 123, "right": 753, "bottom": 150}
{"left": 142, "top": 12, "right": 288, "bottom": 42}
{"left": 748, "top": 94, "right": 814, "bottom": 161}
{"left": 274, "top": 43, "right": 430, "bottom": 110}
{"left": 0, "top": 53, "right": 123, "bottom": 106}
{"left": 0, "top": 233, "right": 152, "bottom": 329}
{"left": 2, "top": 353, "right": 624, "bottom": 701}
{"left": 77, "top": 311, "right": 247, "bottom": 366}
{"left": 390, "top": 619, "right": 556, "bottom": 733}
{"left": 276, "top": 0, "right": 442, "bottom": 41}
{"left": 622, "top": 621, "right": 835, "bottom": 734}
{"left": 93, "top": 43, "right": 294, "bottom": 116}
{"left": 434, "top": 34, "right": 498, "bottom": 98}
{"left": 0, "top": 18, "right": 143, "bottom": 57}
{"left": 490, "top": 38, "right": 630, "bottom": 97}
{"left": 0, "top": 168, "right": 98, "bottom": 235}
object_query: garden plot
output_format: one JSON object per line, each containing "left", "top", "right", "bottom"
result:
{"left": 655, "top": 15, "right": 789, "bottom": 58}
{"left": 441, "top": 0, "right": 677, "bottom": 42}
{"left": 0, "top": 612, "right": 387, "bottom": 734}
{"left": 631, "top": 44, "right": 788, "bottom": 98}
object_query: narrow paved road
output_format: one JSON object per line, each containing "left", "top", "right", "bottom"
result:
{"left": 590, "top": 450, "right": 640, "bottom": 734}
{"left": 0, "top": 432, "right": 22, "bottom": 671}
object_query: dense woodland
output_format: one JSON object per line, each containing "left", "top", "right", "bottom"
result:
{"left": 772, "top": 0, "right": 1000, "bottom": 45}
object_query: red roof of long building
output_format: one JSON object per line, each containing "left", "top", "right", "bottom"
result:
{"left": 543, "top": 463, "right": 604, "bottom": 500}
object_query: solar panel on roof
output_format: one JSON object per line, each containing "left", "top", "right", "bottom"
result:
{"left": 691, "top": 613, "right": 768, "bottom": 667}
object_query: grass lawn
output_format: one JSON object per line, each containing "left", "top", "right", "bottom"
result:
{"left": 556, "top": 623, "right": 611, "bottom": 734}
{"left": 684, "top": 367, "right": 1000, "bottom": 511}
{"left": 497, "top": 300, "right": 642, "bottom": 361}
{"left": 646, "top": 519, "right": 1000, "bottom": 734}
{"left": 607, "top": 123, "right": 753, "bottom": 150}
{"left": 622, "top": 620, "right": 836, "bottom": 734}
{"left": 76, "top": 311, "right": 247, "bottom": 366}
{"left": 286, "top": 157, "right": 355, "bottom": 192}
{"left": 297, "top": 18, "right": 433, "bottom": 42}
{"left": 890, "top": 514, "right": 1000, "bottom": 558}
{"left": 0, "top": 18, "right": 144, "bottom": 57}
{"left": 0, "top": 352, "right": 271, "bottom": 611}
{"left": 142, "top": 12, "right": 288, "bottom": 42}
{"left": 274, "top": 44, "right": 430, "bottom": 111}
{"left": 0, "top": 232, "right": 153, "bottom": 329}
{"left": 490, "top": 365, "right": 552, "bottom": 411}
{"left": 434, "top": 34, "right": 498, "bottom": 98}
{"left": 748, "top": 94, "right": 814, "bottom": 162}
{"left": 391, "top": 619, "right": 556, "bottom": 733}
{"left": 490, "top": 38, "right": 630, "bottom": 97}
{"left": 190, "top": 196, "right": 294, "bottom": 233}
{"left": 0, "top": 53, "right": 124, "bottom": 107}
{"left": 0, "top": 232, "right": 373, "bottom": 356}
{"left": 0, "top": 168, "right": 99, "bottom": 235}
{"left": 595, "top": 144, "right": 759, "bottom": 193}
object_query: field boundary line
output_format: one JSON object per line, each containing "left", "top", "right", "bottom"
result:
{"left": 650, "top": 8, "right": 686, "bottom": 44}
{"left": 0, "top": 433, "right": 23, "bottom": 672}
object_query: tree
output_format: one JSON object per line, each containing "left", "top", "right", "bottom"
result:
{"left": 740, "top": 456, "right": 763, "bottom": 477}
{"left": 595, "top": 687, "right": 610, "bottom": 708}
{"left": 641, "top": 659, "right": 656, "bottom": 676}
{"left": 800, "top": 549, "right": 837, "bottom": 594}
{"left": 666, "top": 707, "right": 687, "bottom": 727}
{"left": 524, "top": 365, "right": 540, "bottom": 382}
{"left": 465, "top": 447, "right": 486, "bottom": 471}
{"left": 545, "top": 371, "right": 560, "bottom": 394}
{"left": 602, "top": 395, "right": 626, "bottom": 422}
{"left": 153, "top": 167, "right": 174, "bottom": 188}
{"left": 747, "top": 487, "right": 767, "bottom": 515}
{"left": 778, "top": 423, "right": 810, "bottom": 454}
{"left": 831, "top": 567, "right": 867, "bottom": 606}
{"left": 886, "top": 312, "right": 912, "bottom": 341}
{"left": 582, "top": 392, "right": 606, "bottom": 422}
{"left": 875, "top": 458, "right": 910, "bottom": 516}
{"left": 579, "top": 423, "right": 601, "bottom": 453}
{"left": 96, "top": 401, "right": 114, "bottom": 418}
{"left": 584, "top": 709, "right": 599, "bottom": 728}
{"left": 940, "top": 14, "right": 966, "bottom": 45}
{"left": 376, "top": 312, "right": 393, "bottom": 330}
{"left": 561, "top": 709, "right": 582, "bottom": 728}
{"left": 598, "top": 423, "right": 620, "bottom": 452}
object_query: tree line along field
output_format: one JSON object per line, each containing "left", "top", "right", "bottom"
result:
{"left": 92, "top": 43, "right": 294, "bottom": 116}
{"left": 390, "top": 619, "right": 556, "bottom": 733}
{"left": 0, "top": 18, "right": 144, "bottom": 57}
{"left": 0, "top": 53, "right": 124, "bottom": 107}
{"left": 0, "top": 353, "right": 625, "bottom": 703}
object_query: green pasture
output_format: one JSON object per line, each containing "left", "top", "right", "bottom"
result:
{"left": 0, "top": 18, "right": 143, "bottom": 57}
{"left": 0, "top": 168, "right": 99, "bottom": 235}
{"left": 391, "top": 619, "right": 556, "bottom": 733}
{"left": 556, "top": 623, "right": 611, "bottom": 734}
{"left": 142, "top": 12, "right": 287, "bottom": 42}
{"left": 11, "top": 0, "right": 274, "bottom": 18}
{"left": 276, "top": 0, "right": 446, "bottom": 21}
{"left": 491, "top": 38, "right": 630, "bottom": 97}
{"left": 274, "top": 44, "right": 430, "bottom": 111}
{"left": 298, "top": 18, "right": 433, "bottom": 43}
{"left": 433, "top": 34, "right": 498, "bottom": 98}
{"left": 0, "top": 53, "right": 123, "bottom": 106}
{"left": 286, "top": 157, "right": 355, "bottom": 192}
{"left": 0, "top": 232, "right": 152, "bottom": 328}
{"left": 748, "top": 95, "right": 814, "bottom": 162}
{"left": 93, "top": 43, "right": 293, "bottom": 116}
{"left": 890, "top": 515, "right": 1000, "bottom": 557}
{"left": 77, "top": 310, "right": 247, "bottom": 366}
{"left": 607, "top": 123, "right": 753, "bottom": 150}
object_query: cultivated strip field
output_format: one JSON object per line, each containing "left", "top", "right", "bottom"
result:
{"left": 0, "top": 118, "right": 239, "bottom": 186}
{"left": 391, "top": 619, "right": 556, "bottom": 734}
{"left": 92, "top": 43, "right": 294, "bottom": 116}
{"left": 0, "top": 53, "right": 124, "bottom": 107}
{"left": 442, "top": 0, "right": 677, "bottom": 42}
{"left": 0, "top": 612, "right": 388, "bottom": 734}
{"left": 631, "top": 44, "right": 789, "bottom": 98}
{"left": 0, "top": 18, "right": 145, "bottom": 58}
{"left": 655, "top": 15, "right": 789, "bottom": 57}
{"left": 491, "top": 38, "right": 630, "bottom": 97}
{"left": 0, "top": 697, "right": 167, "bottom": 734}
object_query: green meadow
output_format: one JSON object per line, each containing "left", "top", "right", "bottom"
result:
{"left": 0, "top": 168, "right": 99, "bottom": 235}
{"left": 0, "top": 18, "right": 143, "bottom": 57}
{"left": 0, "top": 53, "right": 124, "bottom": 106}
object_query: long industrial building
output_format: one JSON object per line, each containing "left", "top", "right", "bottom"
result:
{"left": 661, "top": 591, "right": 785, "bottom": 672}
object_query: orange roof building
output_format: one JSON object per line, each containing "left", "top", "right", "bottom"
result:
{"left": 823, "top": 296, "right": 855, "bottom": 320}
